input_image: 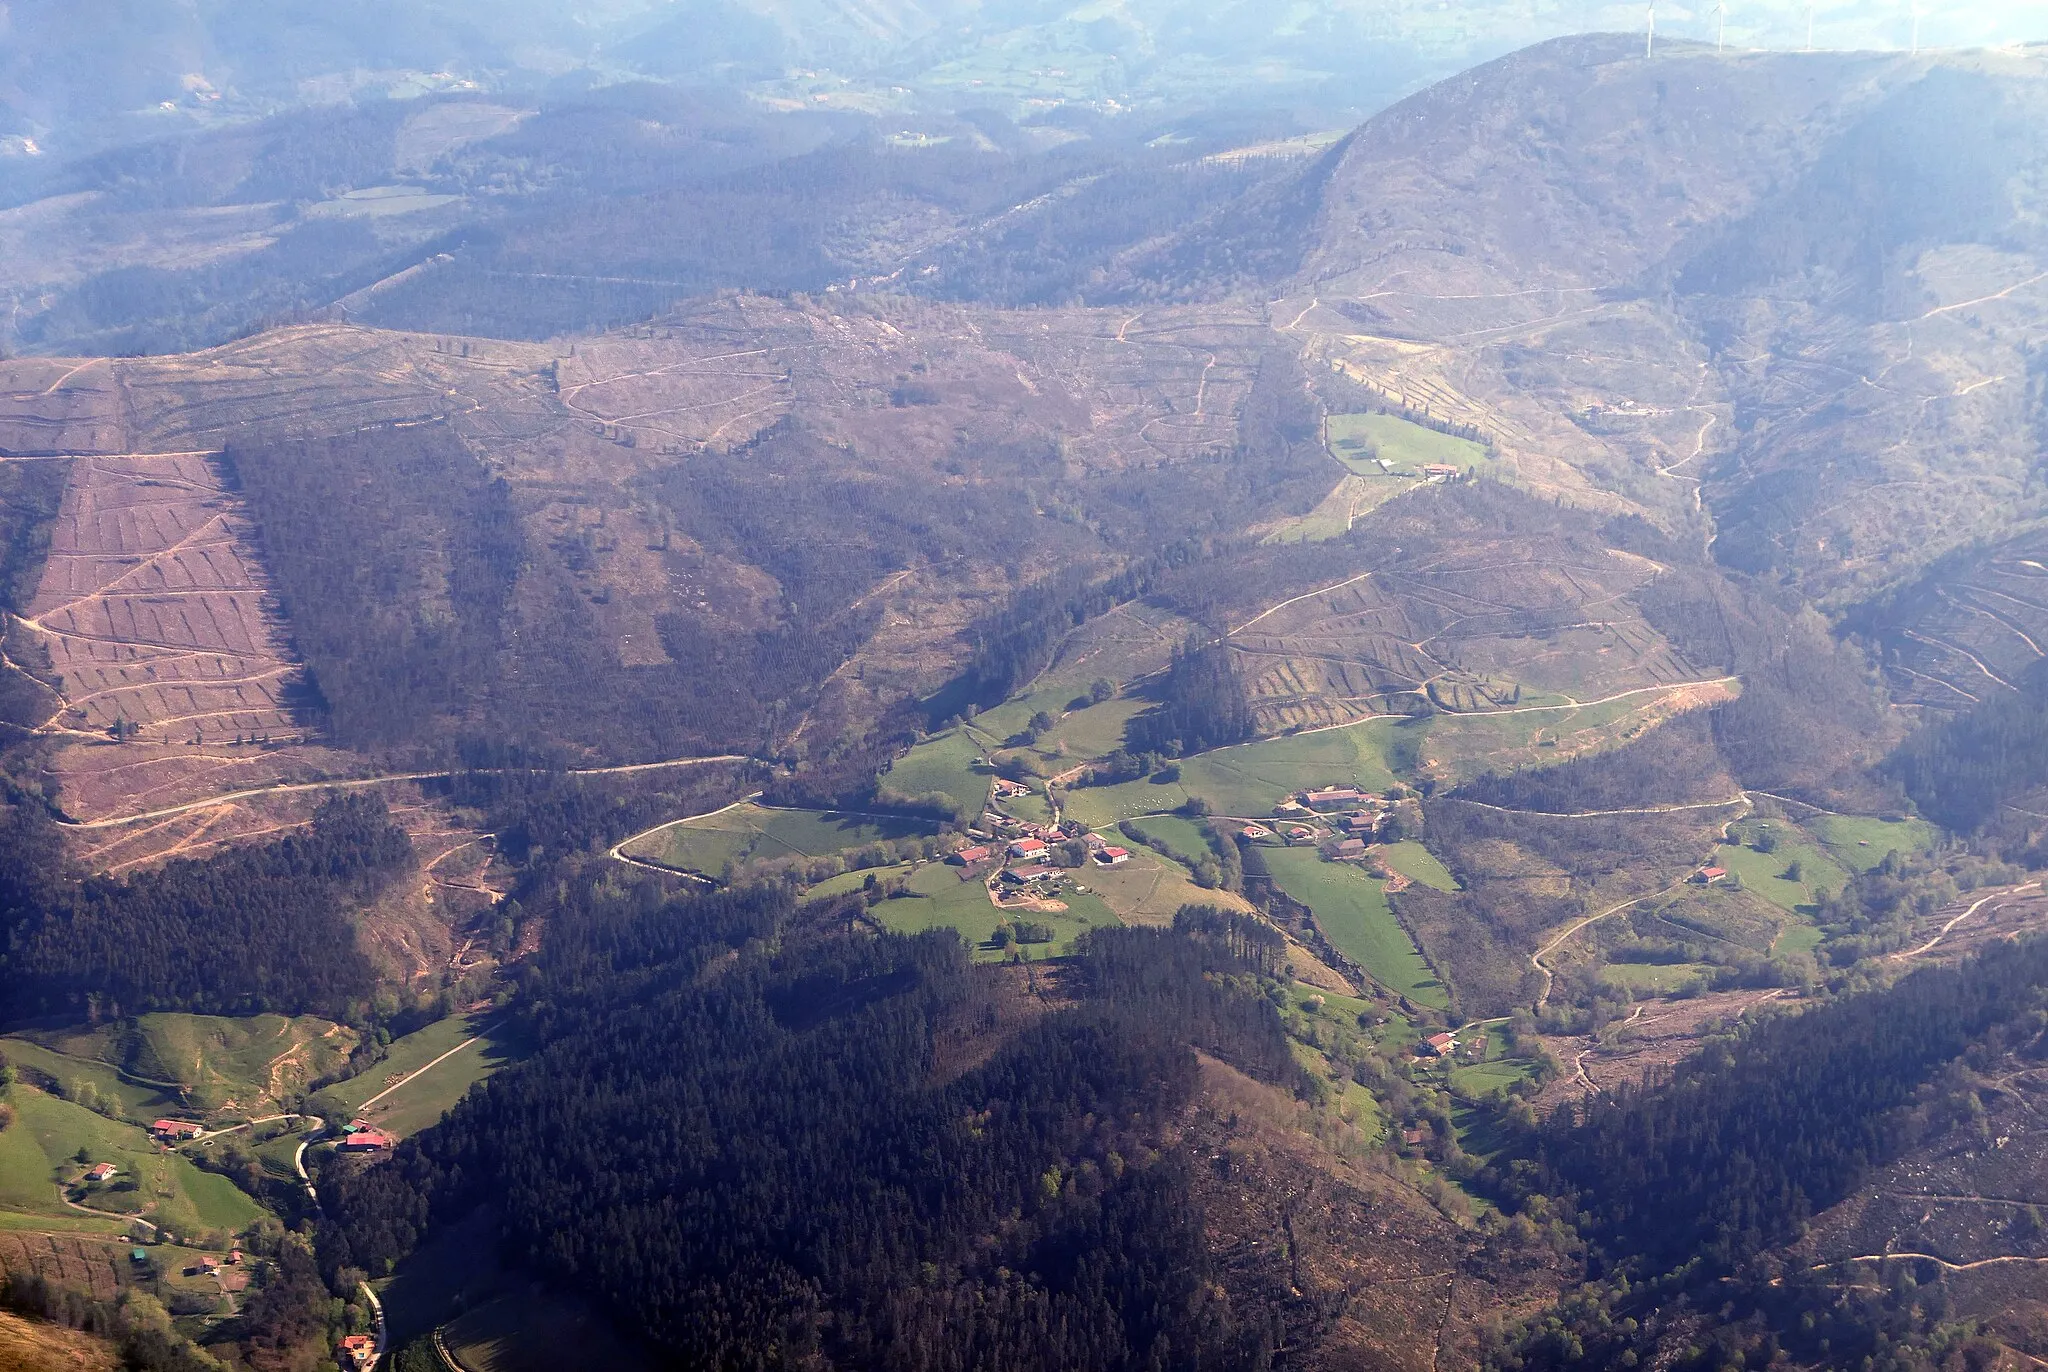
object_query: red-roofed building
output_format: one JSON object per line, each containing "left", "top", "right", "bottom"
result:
{"left": 1094, "top": 846, "right": 1130, "bottom": 866}
{"left": 1694, "top": 866, "right": 1728, "bottom": 884}
{"left": 948, "top": 845, "right": 992, "bottom": 866}
{"left": 85, "top": 1163, "right": 117, "bottom": 1183}
{"left": 152, "top": 1119, "right": 202, "bottom": 1140}
{"left": 1008, "top": 837, "right": 1048, "bottom": 859}
{"left": 1419, "top": 1032, "right": 1457, "bottom": 1057}
{"left": 339, "top": 1334, "right": 378, "bottom": 1371}
{"left": 338, "top": 1129, "right": 392, "bottom": 1153}
{"left": 1303, "top": 787, "right": 1363, "bottom": 810}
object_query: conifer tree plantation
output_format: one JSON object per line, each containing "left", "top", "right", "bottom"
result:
{"left": 6, "top": 9, "right": 2048, "bottom": 1371}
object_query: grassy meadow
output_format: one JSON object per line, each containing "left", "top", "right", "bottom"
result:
{"left": 1262, "top": 848, "right": 1448, "bottom": 1008}
{"left": 624, "top": 802, "right": 940, "bottom": 876}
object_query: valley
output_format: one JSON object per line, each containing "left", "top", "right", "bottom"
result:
{"left": 3, "top": 30, "right": 2048, "bottom": 1372}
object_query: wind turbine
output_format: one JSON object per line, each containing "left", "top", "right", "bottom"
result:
{"left": 1911, "top": 1, "right": 1924, "bottom": 54}
{"left": 1805, "top": 0, "right": 1815, "bottom": 51}
{"left": 1715, "top": 0, "right": 1728, "bottom": 52}
{"left": 1646, "top": 1, "right": 1656, "bottom": 57}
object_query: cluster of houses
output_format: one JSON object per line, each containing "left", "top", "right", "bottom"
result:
{"left": 944, "top": 792, "right": 1137, "bottom": 911}
{"left": 1256, "top": 786, "right": 1403, "bottom": 865}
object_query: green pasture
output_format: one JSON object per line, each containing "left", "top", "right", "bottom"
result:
{"left": 1711, "top": 823, "right": 1849, "bottom": 912}
{"left": 1326, "top": 413, "right": 1488, "bottom": 475}
{"left": 1079, "top": 849, "right": 1244, "bottom": 925}
{"left": 0, "top": 1039, "right": 178, "bottom": 1123}
{"left": 4, "top": 1011, "right": 351, "bottom": 1120}
{"left": 881, "top": 729, "right": 989, "bottom": 815}
{"left": 366, "top": 1022, "right": 528, "bottom": 1140}
{"left": 1599, "top": 961, "right": 1712, "bottom": 993}
{"left": 0, "top": 1082, "right": 266, "bottom": 1236}
{"left": 1180, "top": 721, "right": 1407, "bottom": 817}
{"left": 1059, "top": 775, "right": 1195, "bottom": 828}
{"left": 311, "top": 1010, "right": 507, "bottom": 1123}
{"left": 1379, "top": 840, "right": 1459, "bottom": 892}
{"left": 1120, "top": 814, "right": 1215, "bottom": 868}
{"left": 1262, "top": 848, "right": 1448, "bottom": 1008}
{"left": 624, "top": 803, "right": 940, "bottom": 875}
{"left": 1810, "top": 813, "right": 1939, "bottom": 872}
{"left": 860, "top": 862, "right": 1120, "bottom": 958}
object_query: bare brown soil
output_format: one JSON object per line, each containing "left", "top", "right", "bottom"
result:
{"left": 0, "top": 1235, "right": 142, "bottom": 1302}
{"left": 1532, "top": 986, "right": 1797, "bottom": 1116}
{"left": 1227, "top": 542, "right": 1707, "bottom": 736}
{"left": 1188, "top": 1055, "right": 1567, "bottom": 1371}
{"left": 0, "top": 1308, "right": 118, "bottom": 1372}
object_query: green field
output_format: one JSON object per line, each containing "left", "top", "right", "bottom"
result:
{"left": 1811, "top": 814, "right": 1939, "bottom": 872}
{"left": 1450, "top": 1059, "right": 1534, "bottom": 1098}
{"left": 310, "top": 1010, "right": 524, "bottom": 1135}
{"left": 1079, "top": 849, "right": 1246, "bottom": 926}
{"left": 18, "top": 1014, "right": 357, "bottom": 1116}
{"left": 1059, "top": 774, "right": 1196, "bottom": 828}
{"left": 1120, "top": 814, "right": 1215, "bottom": 869}
{"left": 1599, "top": 961, "right": 1712, "bottom": 993}
{"left": 1379, "top": 840, "right": 1459, "bottom": 892}
{"left": 1262, "top": 848, "right": 1448, "bottom": 1008}
{"left": 862, "top": 861, "right": 1119, "bottom": 958}
{"left": 0, "top": 1082, "right": 267, "bottom": 1238}
{"left": 1326, "top": 412, "right": 1489, "bottom": 476}
{"left": 1711, "top": 823, "right": 1850, "bottom": 912}
{"left": 881, "top": 730, "right": 989, "bottom": 815}
{"left": 1177, "top": 721, "right": 1408, "bottom": 818}
{"left": 624, "top": 803, "right": 940, "bottom": 876}
{"left": 0, "top": 1038, "right": 179, "bottom": 1123}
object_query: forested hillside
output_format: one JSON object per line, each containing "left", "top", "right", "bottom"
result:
{"left": 320, "top": 881, "right": 1304, "bottom": 1369}
{"left": 0, "top": 795, "right": 406, "bottom": 1022}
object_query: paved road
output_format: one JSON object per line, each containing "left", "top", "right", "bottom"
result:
{"left": 360, "top": 1280, "right": 388, "bottom": 1369}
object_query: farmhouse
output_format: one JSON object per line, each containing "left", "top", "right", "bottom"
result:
{"left": 1303, "top": 787, "right": 1363, "bottom": 810}
{"left": 1344, "top": 813, "right": 1378, "bottom": 834}
{"left": 151, "top": 1119, "right": 202, "bottom": 1141}
{"left": 1001, "top": 864, "right": 1056, "bottom": 885}
{"left": 1422, "top": 464, "right": 1462, "bottom": 482}
{"left": 85, "top": 1163, "right": 117, "bottom": 1183}
{"left": 1008, "top": 837, "right": 1048, "bottom": 858}
{"left": 948, "top": 845, "right": 992, "bottom": 866}
{"left": 991, "top": 778, "right": 1032, "bottom": 799}
{"left": 1401, "top": 1127, "right": 1428, "bottom": 1146}
{"left": 340, "top": 1334, "right": 378, "bottom": 1371}
{"left": 1240, "top": 824, "right": 1271, "bottom": 840}
{"left": 1332, "top": 837, "right": 1367, "bottom": 857}
{"left": 1094, "top": 846, "right": 1130, "bottom": 866}
{"left": 1418, "top": 1032, "right": 1457, "bottom": 1057}
{"left": 1693, "top": 866, "right": 1728, "bottom": 884}
{"left": 339, "top": 1129, "right": 392, "bottom": 1153}
{"left": 1083, "top": 832, "right": 1108, "bottom": 851}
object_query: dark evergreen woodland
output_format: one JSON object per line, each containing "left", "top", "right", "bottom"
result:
{"left": 320, "top": 877, "right": 1303, "bottom": 1370}
{"left": 0, "top": 794, "right": 402, "bottom": 1022}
